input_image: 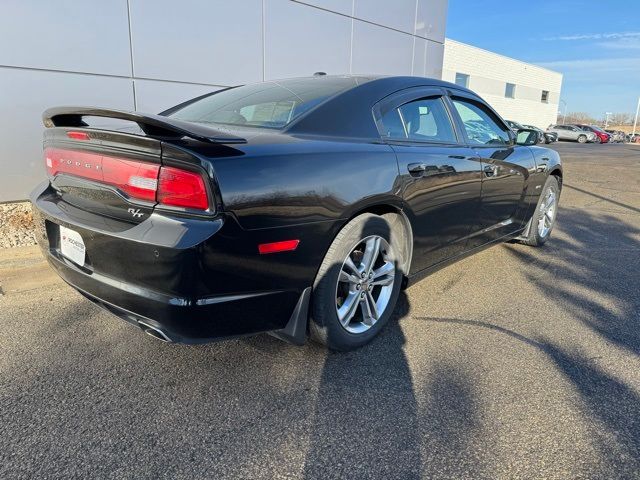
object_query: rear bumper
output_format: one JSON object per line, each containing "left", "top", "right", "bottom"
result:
{"left": 42, "top": 250, "right": 299, "bottom": 343}
{"left": 30, "top": 182, "right": 322, "bottom": 343}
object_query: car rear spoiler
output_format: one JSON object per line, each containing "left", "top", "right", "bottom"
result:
{"left": 43, "top": 106, "right": 247, "bottom": 144}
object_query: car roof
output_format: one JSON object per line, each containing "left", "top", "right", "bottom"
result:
{"left": 286, "top": 75, "right": 477, "bottom": 138}
{"left": 274, "top": 74, "right": 470, "bottom": 94}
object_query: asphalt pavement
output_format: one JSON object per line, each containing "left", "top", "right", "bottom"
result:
{"left": 1, "top": 142, "right": 639, "bottom": 479}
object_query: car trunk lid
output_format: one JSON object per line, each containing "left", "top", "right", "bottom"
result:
{"left": 44, "top": 128, "right": 164, "bottom": 223}
{"left": 42, "top": 107, "right": 246, "bottom": 222}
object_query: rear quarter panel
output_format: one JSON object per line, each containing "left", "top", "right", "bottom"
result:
{"left": 209, "top": 136, "right": 402, "bottom": 230}
{"left": 182, "top": 135, "right": 404, "bottom": 300}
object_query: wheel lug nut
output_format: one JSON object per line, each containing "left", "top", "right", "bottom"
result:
{"left": 356, "top": 284, "right": 361, "bottom": 290}
{"left": 368, "top": 285, "right": 372, "bottom": 290}
{"left": 360, "top": 292, "right": 365, "bottom": 298}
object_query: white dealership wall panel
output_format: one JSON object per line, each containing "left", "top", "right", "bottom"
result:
{"left": 443, "top": 39, "right": 563, "bottom": 129}
{"left": 0, "top": 0, "right": 448, "bottom": 202}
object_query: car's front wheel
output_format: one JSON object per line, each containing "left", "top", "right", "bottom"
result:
{"left": 578, "top": 134, "right": 587, "bottom": 143}
{"left": 518, "top": 176, "right": 560, "bottom": 247}
{"left": 309, "top": 213, "right": 404, "bottom": 351}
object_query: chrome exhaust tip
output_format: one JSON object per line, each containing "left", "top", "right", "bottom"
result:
{"left": 138, "top": 321, "right": 172, "bottom": 343}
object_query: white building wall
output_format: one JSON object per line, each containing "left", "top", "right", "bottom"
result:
{"left": 0, "top": 0, "right": 448, "bottom": 202}
{"left": 443, "top": 39, "right": 563, "bottom": 130}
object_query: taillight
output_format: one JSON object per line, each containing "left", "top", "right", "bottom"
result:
{"left": 102, "top": 156, "right": 159, "bottom": 202}
{"left": 157, "top": 166, "right": 209, "bottom": 210}
{"left": 44, "top": 147, "right": 210, "bottom": 211}
{"left": 44, "top": 147, "right": 159, "bottom": 202}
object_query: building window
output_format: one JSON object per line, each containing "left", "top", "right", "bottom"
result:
{"left": 505, "top": 83, "right": 516, "bottom": 98}
{"left": 455, "top": 73, "right": 470, "bottom": 88}
{"left": 541, "top": 90, "right": 549, "bottom": 103}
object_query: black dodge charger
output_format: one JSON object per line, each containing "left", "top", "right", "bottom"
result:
{"left": 31, "top": 75, "right": 562, "bottom": 351}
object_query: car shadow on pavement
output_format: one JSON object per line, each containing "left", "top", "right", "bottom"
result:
{"left": 301, "top": 293, "right": 488, "bottom": 480}
{"left": 506, "top": 205, "right": 640, "bottom": 357}
{"left": 300, "top": 214, "right": 421, "bottom": 478}
{"left": 419, "top": 316, "right": 640, "bottom": 477}
{"left": 300, "top": 215, "right": 487, "bottom": 479}
{"left": 301, "top": 292, "right": 422, "bottom": 479}
{"left": 497, "top": 203, "right": 640, "bottom": 475}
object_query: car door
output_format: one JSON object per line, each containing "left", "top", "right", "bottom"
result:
{"left": 554, "top": 126, "right": 569, "bottom": 140}
{"left": 569, "top": 126, "right": 583, "bottom": 140}
{"left": 448, "top": 94, "right": 537, "bottom": 249}
{"left": 374, "top": 87, "right": 483, "bottom": 272}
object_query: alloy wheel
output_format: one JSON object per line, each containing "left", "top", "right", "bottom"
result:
{"left": 538, "top": 189, "right": 557, "bottom": 238}
{"left": 335, "top": 235, "right": 396, "bottom": 334}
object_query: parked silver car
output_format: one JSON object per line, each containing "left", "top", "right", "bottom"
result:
{"left": 605, "top": 129, "right": 625, "bottom": 143}
{"left": 548, "top": 124, "right": 597, "bottom": 143}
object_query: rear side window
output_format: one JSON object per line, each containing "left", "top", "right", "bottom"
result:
{"left": 380, "top": 97, "right": 456, "bottom": 143}
{"left": 452, "top": 99, "right": 510, "bottom": 146}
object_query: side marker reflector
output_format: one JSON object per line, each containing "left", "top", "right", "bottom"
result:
{"left": 258, "top": 240, "right": 300, "bottom": 254}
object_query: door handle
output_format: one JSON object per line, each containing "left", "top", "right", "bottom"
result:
{"left": 407, "top": 163, "right": 427, "bottom": 176}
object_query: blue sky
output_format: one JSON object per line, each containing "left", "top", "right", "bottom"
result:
{"left": 446, "top": 0, "right": 640, "bottom": 119}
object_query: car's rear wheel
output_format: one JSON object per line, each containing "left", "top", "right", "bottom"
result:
{"left": 518, "top": 176, "right": 560, "bottom": 247}
{"left": 578, "top": 134, "right": 587, "bottom": 143}
{"left": 309, "top": 213, "right": 404, "bottom": 351}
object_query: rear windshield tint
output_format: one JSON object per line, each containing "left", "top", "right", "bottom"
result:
{"left": 165, "top": 77, "right": 361, "bottom": 129}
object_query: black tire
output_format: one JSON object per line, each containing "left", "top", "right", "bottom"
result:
{"left": 518, "top": 176, "right": 560, "bottom": 247}
{"left": 577, "top": 134, "right": 587, "bottom": 144}
{"left": 309, "top": 213, "right": 404, "bottom": 351}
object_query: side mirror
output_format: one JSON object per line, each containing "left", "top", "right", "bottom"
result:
{"left": 515, "top": 128, "right": 539, "bottom": 146}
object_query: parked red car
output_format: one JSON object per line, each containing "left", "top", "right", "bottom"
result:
{"left": 573, "top": 124, "right": 611, "bottom": 143}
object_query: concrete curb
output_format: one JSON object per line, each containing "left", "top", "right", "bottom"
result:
{"left": 0, "top": 245, "right": 61, "bottom": 295}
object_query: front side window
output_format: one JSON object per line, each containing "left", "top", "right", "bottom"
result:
{"left": 455, "top": 73, "right": 470, "bottom": 88}
{"left": 505, "top": 83, "right": 516, "bottom": 99}
{"left": 380, "top": 97, "right": 456, "bottom": 143}
{"left": 452, "top": 99, "right": 510, "bottom": 145}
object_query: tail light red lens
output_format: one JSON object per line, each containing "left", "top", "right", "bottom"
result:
{"left": 102, "top": 155, "right": 159, "bottom": 202}
{"left": 44, "top": 147, "right": 159, "bottom": 202}
{"left": 157, "top": 166, "right": 209, "bottom": 210}
{"left": 44, "top": 147, "right": 210, "bottom": 211}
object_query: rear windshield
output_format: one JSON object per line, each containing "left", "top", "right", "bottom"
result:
{"left": 165, "top": 77, "right": 360, "bottom": 129}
